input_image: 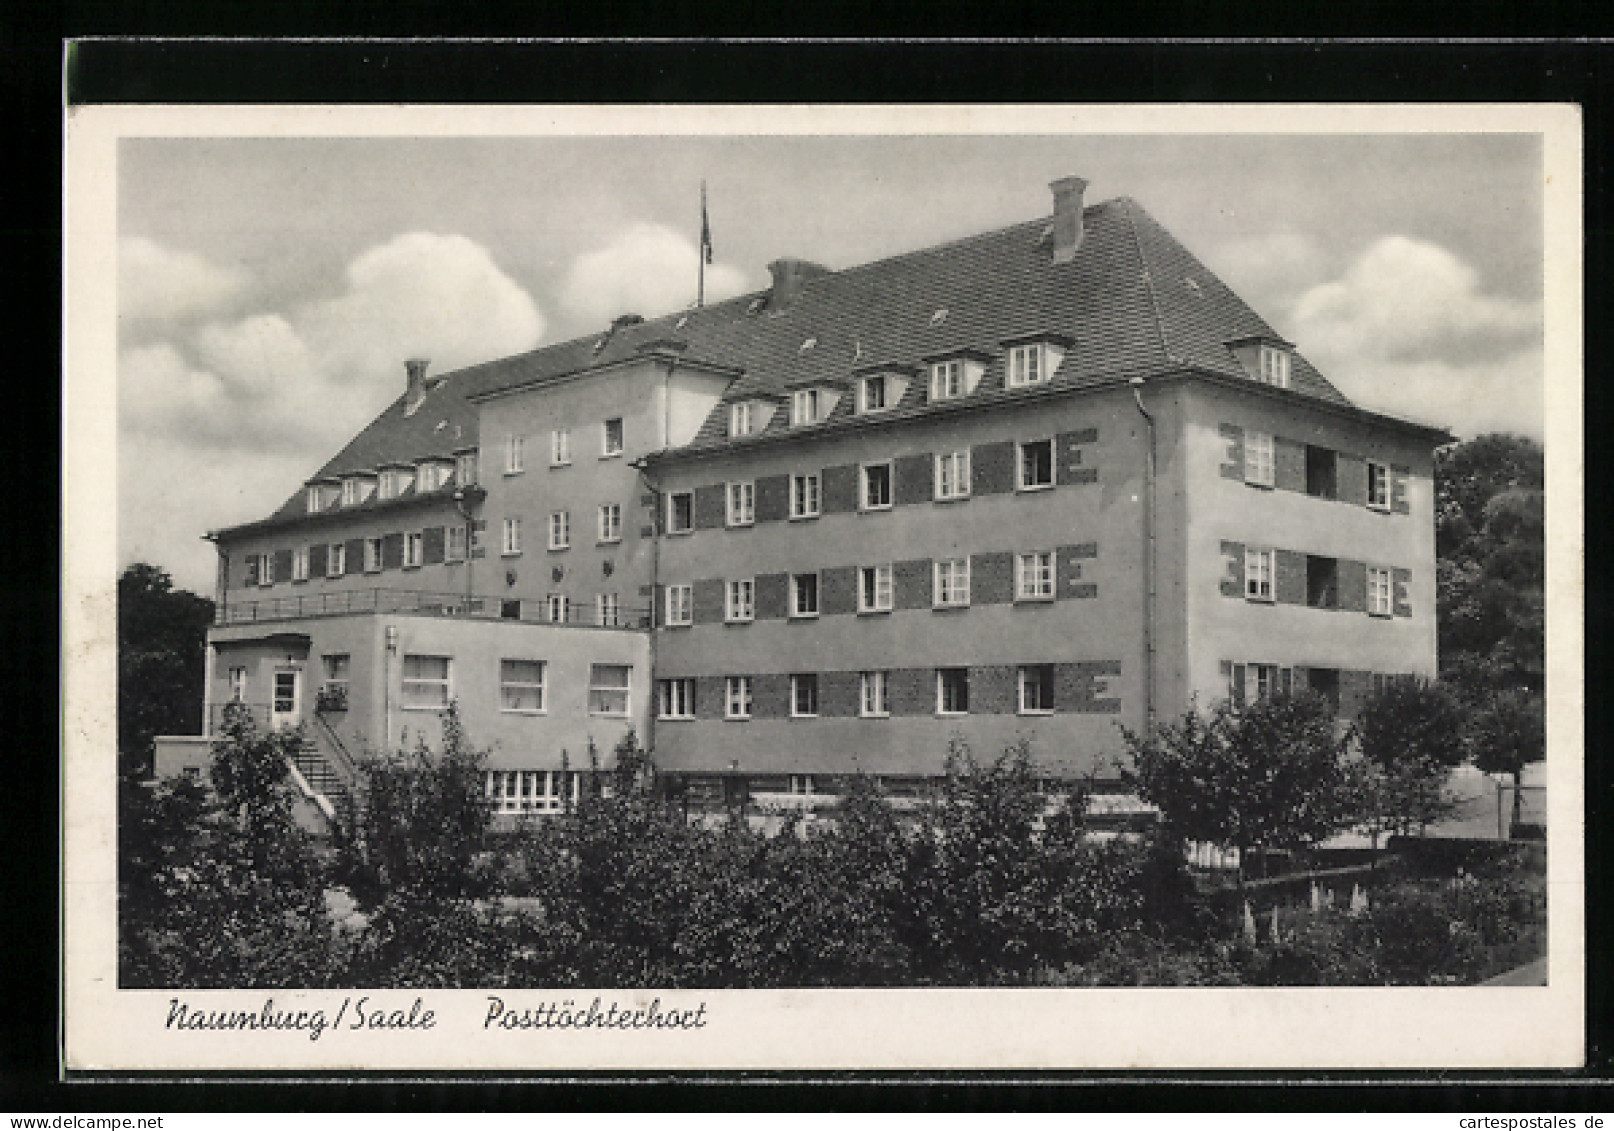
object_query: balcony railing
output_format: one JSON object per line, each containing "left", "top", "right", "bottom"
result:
{"left": 214, "top": 588, "right": 651, "bottom": 630}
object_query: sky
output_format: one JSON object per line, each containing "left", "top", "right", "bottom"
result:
{"left": 115, "top": 131, "right": 1545, "bottom": 595}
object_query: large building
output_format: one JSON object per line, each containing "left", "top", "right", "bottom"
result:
{"left": 154, "top": 175, "right": 1451, "bottom": 818}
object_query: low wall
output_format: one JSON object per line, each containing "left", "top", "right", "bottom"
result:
{"left": 153, "top": 735, "right": 213, "bottom": 779}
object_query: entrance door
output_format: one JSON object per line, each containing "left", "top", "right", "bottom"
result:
{"left": 271, "top": 669, "right": 301, "bottom": 729}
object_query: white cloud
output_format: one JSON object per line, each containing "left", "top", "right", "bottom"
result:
{"left": 119, "top": 236, "right": 247, "bottom": 323}
{"left": 559, "top": 222, "right": 751, "bottom": 326}
{"left": 1290, "top": 236, "right": 1543, "bottom": 440}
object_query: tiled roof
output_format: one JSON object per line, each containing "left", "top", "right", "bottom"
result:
{"left": 237, "top": 193, "right": 1358, "bottom": 531}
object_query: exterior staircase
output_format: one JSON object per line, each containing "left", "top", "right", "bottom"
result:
{"left": 286, "top": 713, "right": 363, "bottom": 836}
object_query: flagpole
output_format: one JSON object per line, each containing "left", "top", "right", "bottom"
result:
{"left": 698, "top": 181, "right": 708, "bottom": 308}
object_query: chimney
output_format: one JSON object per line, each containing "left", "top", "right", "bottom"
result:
{"left": 766, "top": 258, "right": 827, "bottom": 312}
{"left": 404, "top": 357, "right": 430, "bottom": 416}
{"left": 1049, "top": 176, "right": 1089, "bottom": 263}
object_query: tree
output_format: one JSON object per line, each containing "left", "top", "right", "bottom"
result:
{"left": 117, "top": 563, "right": 215, "bottom": 777}
{"left": 1122, "top": 694, "right": 1356, "bottom": 885}
{"left": 1468, "top": 688, "right": 1546, "bottom": 833}
{"left": 1354, "top": 679, "right": 1468, "bottom": 839}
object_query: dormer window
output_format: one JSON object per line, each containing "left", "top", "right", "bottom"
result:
{"left": 416, "top": 463, "right": 444, "bottom": 493}
{"left": 930, "top": 360, "right": 965, "bottom": 401}
{"left": 1004, "top": 335, "right": 1070, "bottom": 389}
{"left": 306, "top": 485, "right": 326, "bottom": 514}
{"left": 861, "top": 374, "right": 888, "bottom": 412}
{"left": 455, "top": 450, "right": 478, "bottom": 487}
{"left": 790, "top": 387, "right": 839, "bottom": 426}
{"left": 731, "top": 402, "right": 754, "bottom": 437}
{"left": 340, "top": 476, "right": 374, "bottom": 507}
{"left": 378, "top": 467, "right": 412, "bottom": 501}
{"left": 1259, "top": 346, "right": 1291, "bottom": 388}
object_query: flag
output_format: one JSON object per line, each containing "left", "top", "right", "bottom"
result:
{"left": 700, "top": 181, "right": 713, "bottom": 264}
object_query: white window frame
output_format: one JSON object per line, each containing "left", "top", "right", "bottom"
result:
{"left": 598, "top": 503, "right": 622, "bottom": 544}
{"left": 588, "top": 663, "right": 631, "bottom": 717}
{"left": 930, "top": 359, "right": 964, "bottom": 401}
{"left": 596, "top": 593, "right": 621, "bottom": 627}
{"left": 725, "top": 675, "right": 753, "bottom": 720}
{"left": 1244, "top": 430, "right": 1276, "bottom": 487}
{"left": 860, "top": 461, "right": 893, "bottom": 511}
{"left": 446, "top": 525, "right": 467, "bottom": 562}
{"left": 726, "top": 481, "right": 755, "bottom": 527}
{"left": 306, "top": 486, "right": 324, "bottom": 514}
{"left": 667, "top": 491, "right": 695, "bottom": 534}
{"left": 665, "top": 584, "right": 693, "bottom": 626}
{"left": 601, "top": 418, "right": 624, "bottom": 458}
{"left": 935, "top": 450, "right": 971, "bottom": 500}
{"left": 658, "top": 678, "right": 696, "bottom": 720}
{"left": 859, "top": 373, "right": 889, "bottom": 413}
{"left": 1245, "top": 547, "right": 1275, "bottom": 602}
{"left": 499, "top": 659, "right": 547, "bottom": 714}
{"left": 859, "top": 564, "right": 893, "bottom": 613}
{"left": 327, "top": 542, "right": 346, "bottom": 577}
{"left": 341, "top": 478, "right": 361, "bottom": 507}
{"left": 505, "top": 434, "right": 525, "bottom": 475}
{"left": 1007, "top": 343, "right": 1047, "bottom": 388}
{"left": 502, "top": 517, "right": 523, "bottom": 557}
{"left": 546, "top": 593, "right": 570, "bottom": 624}
{"left": 730, "top": 402, "right": 754, "bottom": 437}
{"left": 1367, "top": 566, "right": 1394, "bottom": 617}
{"left": 1016, "top": 551, "right": 1055, "bottom": 600}
{"left": 364, "top": 537, "right": 382, "bottom": 574}
{"left": 726, "top": 578, "right": 755, "bottom": 623}
{"left": 401, "top": 655, "right": 451, "bottom": 710}
{"left": 790, "top": 673, "right": 819, "bottom": 718}
{"left": 1018, "top": 664, "right": 1055, "bottom": 715}
{"left": 936, "top": 667, "right": 970, "bottom": 716}
{"left": 377, "top": 469, "right": 402, "bottom": 500}
{"left": 1018, "top": 438, "right": 1055, "bottom": 491}
{"left": 227, "top": 666, "right": 247, "bottom": 703}
{"left": 790, "top": 472, "right": 821, "bottom": 519}
{"left": 551, "top": 427, "right": 572, "bottom": 467}
{"left": 292, "top": 547, "right": 310, "bottom": 582}
{"left": 860, "top": 671, "right": 889, "bottom": 718}
{"left": 1367, "top": 461, "right": 1391, "bottom": 511}
{"left": 934, "top": 558, "right": 971, "bottom": 608}
{"left": 548, "top": 511, "right": 570, "bottom": 551}
{"left": 790, "top": 572, "right": 820, "bottom": 619}
{"left": 1259, "top": 346, "right": 1291, "bottom": 388}
{"left": 455, "top": 450, "right": 478, "bottom": 487}
{"left": 322, "top": 654, "right": 350, "bottom": 696}
{"left": 404, "top": 531, "right": 424, "bottom": 568}
{"left": 791, "top": 388, "right": 823, "bottom": 427}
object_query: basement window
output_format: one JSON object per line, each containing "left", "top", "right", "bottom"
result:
{"left": 1306, "top": 555, "right": 1339, "bottom": 609}
{"left": 1305, "top": 445, "right": 1337, "bottom": 499}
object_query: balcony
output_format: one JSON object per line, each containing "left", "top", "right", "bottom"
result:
{"left": 214, "top": 588, "right": 651, "bottom": 631}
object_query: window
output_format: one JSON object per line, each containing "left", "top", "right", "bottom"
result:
{"left": 602, "top": 418, "right": 624, "bottom": 457}
{"left": 546, "top": 593, "right": 570, "bottom": 624}
{"left": 598, "top": 503, "right": 622, "bottom": 543}
{"left": 937, "top": 667, "right": 970, "bottom": 715}
{"left": 1018, "top": 439, "right": 1054, "bottom": 490}
{"left": 501, "top": 599, "right": 522, "bottom": 621}
{"left": 292, "top": 547, "right": 310, "bottom": 581}
{"left": 730, "top": 402, "right": 754, "bottom": 437}
{"left": 377, "top": 469, "right": 400, "bottom": 500}
{"left": 934, "top": 558, "right": 971, "bottom": 607}
{"left": 401, "top": 655, "right": 451, "bottom": 709}
{"left": 502, "top": 517, "right": 523, "bottom": 556}
{"left": 791, "top": 674, "right": 819, "bottom": 717}
{"left": 364, "top": 537, "right": 383, "bottom": 573}
{"left": 667, "top": 492, "right": 694, "bottom": 534}
{"left": 548, "top": 511, "right": 569, "bottom": 550}
{"left": 257, "top": 553, "right": 274, "bottom": 586}
{"left": 416, "top": 464, "right": 442, "bottom": 493}
{"left": 486, "top": 770, "right": 580, "bottom": 816}
{"left": 1367, "top": 461, "right": 1391, "bottom": 510}
{"left": 1306, "top": 555, "right": 1339, "bottom": 609}
{"left": 500, "top": 660, "right": 546, "bottom": 713}
{"left": 588, "top": 664, "right": 631, "bottom": 716}
{"left": 791, "top": 388, "right": 824, "bottom": 426}
{"left": 860, "top": 671, "right": 889, "bottom": 718}
{"left": 1244, "top": 547, "right": 1274, "bottom": 602}
{"left": 1244, "top": 430, "right": 1275, "bottom": 487}
{"left": 469, "top": 523, "right": 484, "bottom": 557}
{"left": 861, "top": 462, "right": 892, "bottom": 510}
{"left": 859, "top": 564, "right": 893, "bottom": 613}
{"left": 665, "top": 584, "right": 693, "bottom": 626}
{"left": 274, "top": 671, "right": 297, "bottom": 715}
{"left": 790, "top": 473, "right": 821, "bottom": 519}
{"left": 1367, "top": 566, "right": 1394, "bottom": 617}
{"left": 551, "top": 428, "right": 572, "bottom": 466}
{"left": 725, "top": 676, "right": 753, "bottom": 719}
{"left": 930, "top": 359, "right": 964, "bottom": 401}
{"left": 935, "top": 450, "right": 971, "bottom": 500}
{"left": 227, "top": 666, "right": 247, "bottom": 703}
{"left": 341, "top": 478, "right": 361, "bottom": 506}
{"left": 1305, "top": 445, "right": 1337, "bottom": 499}
{"left": 404, "top": 531, "right": 423, "bottom": 568}
{"left": 726, "top": 481, "right": 755, "bottom": 526}
{"left": 306, "top": 486, "right": 325, "bottom": 514}
{"left": 726, "top": 579, "right": 755, "bottom": 622}
{"left": 1007, "top": 343, "right": 1047, "bottom": 388}
{"left": 327, "top": 542, "right": 346, "bottom": 577}
{"left": 1231, "top": 662, "right": 1293, "bottom": 705}
{"left": 1016, "top": 551, "right": 1054, "bottom": 600}
{"left": 1018, "top": 664, "right": 1054, "bottom": 714}
{"left": 658, "top": 678, "right": 695, "bottom": 720}
{"left": 860, "top": 373, "right": 889, "bottom": 413}
{"left": 596, "top": 593, "right": 621, "bottom": 627}
{"left": 316, "top": 656, "right": 345, "bottom": 702}
{"left": 505, "top": 433, "right": 525, "bottom": 474}
{"left": 456, "top": 450, "right": 478, "bottom": 487}
{"left": 446, "top": 525, "right": 467, "bottom": 562}
{"left": 1259, "top": 346, "right": 1291, "bottom": 388}
{"left": 790, "top": 572, "right": 819, "bottom": 618}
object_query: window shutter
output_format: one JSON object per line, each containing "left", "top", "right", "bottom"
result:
{"left": 1337, "top": 453, "right": 1369, "bottom": 506}
{"left": 1337, "top": 559, "right": 1368, "bottom": 612}
{"left": 272, "top": 549, "right": 294, "bottom": 583}
{"left": 754, "top": 474, "right": 791, "bottom": 523}
{"left": 820, "top": 464, "right": 859, "bottom": 514}
{"left": 1392, "top": 568, "right": 1413, "bottom": 617}
{"left": 970, "top": 440, "right": 1016, "bottom": 495}
{"left": 893, "top": 453, "right": 933, "bottom": 505}
{"left": 969, "top": 551, "right": 1015, "bottom": 604}
{"left": 243, "top": 555, "right": 260, "bottom": 586}
{"left": 309, "top": 543, "right": 328, "bottom": 578}
{"left": 692, "top": 578, "right": 725, "bottom": 624}
{"left": 1274, "top": 549, "right": 1308, "bottom": 605}
{"left": 343, "top": 538, "right": 365, "bottom": 576}
{"left": 1218, "top": 540, "right": 1245, "bottom": 597}
{"left": 381, "top": 532, "right": 405, "bottom": 570}
{"left": 1273, "top": 437, "right": 1307, "bottom": 492}
{"left": 820, "top": 566, "right": 859, "bottom": 616}
{"left": 1391, "top": 466, "right": 1411, "bottom": 514}
{"left": 422, "top": 526, "right": 446, "bottom": 564}
{"left": 893, "top": 558, "right": 933, "bottom": 610}
{"left": 1230, "top": 663, "right": 1246, "bottom": 706}
{"left": 1217, "top": 424, "right": 1245, "bottom": 480}
{"left": 693, "top": 484, "right": 727, "bottom": 529}
{"left": 754, "top": 572, "right": 790, "bottom": 620}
